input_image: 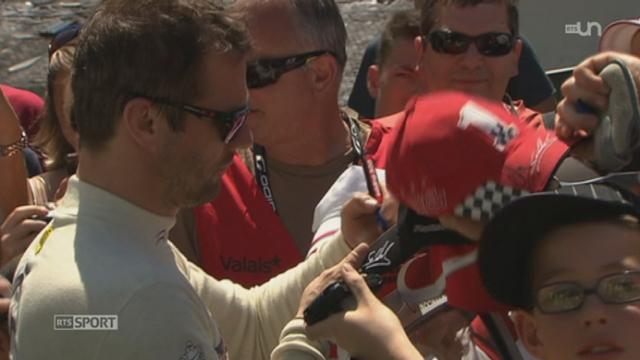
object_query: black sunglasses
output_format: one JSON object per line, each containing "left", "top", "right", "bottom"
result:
{"left": 140, "top": 95, "right": 249, "bottom": 144}
{"left": 48, "top": 23, "right": 81, "bottom": 59}
{"left": 426, "top": 29, "right": 515, "bottom": 57}
{"left": 246, "top": 50, "right": 334, "bottom": 89}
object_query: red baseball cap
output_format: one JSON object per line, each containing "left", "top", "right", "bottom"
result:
{"left": 386, "top": 91, "right": 569, "bottom": 221}
{"left": 385, "top": 92, "right": 570, "bottom": 313}
{"left": 0, "top": 84, "right": 44, "bottom": 138}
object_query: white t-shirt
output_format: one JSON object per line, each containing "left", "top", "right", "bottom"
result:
{"left": 310, "top": 165, "right": 386, "bottom": 255}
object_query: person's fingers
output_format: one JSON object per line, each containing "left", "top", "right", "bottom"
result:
{"left": 305, "top": 309, "right": 344, "bottom": 342}
{"left": 0, "top": 277, "right": 11, "bottom": 299}
{"left": 379, "top": 185, "right": 399, "bottom": 226}
{"left": 340, "top": 264, "right": 374, "bottom": 304}
{"left": 8, "top": 232, "right": 38, "bottom": 260}
{"left": 296, "top": 272, "right": 339, "bottom": 318}
{"left": 555, "top": 122, "right": 575, "bottom": 142}
{"left": 379, "top": 182, "right": 390, "bottom": 200}
{"left": 0, "top": 276, "right": 10, "bottom": 311}
{"left": 297, "top": 244, "right": 370, "bottom": 317}
{"left": 0, "top": 299, "right": 8, "bottom": 314}
{"left": 554, "top": 100, "right": 579, "bottom": 141}
{"left": 308, "top": 244, "right": 369, "bottom": 299}
{"left": 588, "top": 52, "right": 638, "bottom": 77}
{"left": 0, "top": 206, "right": 48, "bottom": 232}
{"left": 305, "top": 268, "right": 373, "bottom": 342}
{"left": 341, "top": 192, "right": 379, "bottom": 219}
{"left": 1, "top": 212, "right": 47, "bottom": 265}
{"left": 304, "top": 249, "right": 369, "bottom": 340}
{"left": 341, "top": 193, "right": 385, "bottom": 247}
{"left": 339, "top": 243, "right": 369, "bottom": 268}
{"left": 1, "top": 223, "right": 42, "bottom": 265}
{"left": 587, "top": 53, "right": 640, "bottom": 98}
{"left": 561, "top": 75, "right": 609, "bottom": 112}
{"left": 572, "top": 58, "right": 610, "bottom": 96}
{"left": 2, "top": 220, "right": 46, "bottom": 243}
{"left": 562, "top": 51, "right": 640, "bottom": 115}
{"left": 555, "top": 99, "right": 599, "bottom": 140}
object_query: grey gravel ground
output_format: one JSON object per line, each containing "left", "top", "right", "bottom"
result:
{"left": 337, "top": 0, "right": 413, "bottom": 103}
{"left": 0, "top": 0, "right": 414, "bottom": 104}
{"left": 0, "top": 0, "right": 97, "bottom": 95}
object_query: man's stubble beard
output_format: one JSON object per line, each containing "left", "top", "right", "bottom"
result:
{"left": 163, "top": 174, "right": 222, "bottom": 210}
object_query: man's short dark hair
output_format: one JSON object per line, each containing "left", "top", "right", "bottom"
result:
{"left": 72, "top": 0, "right": 251, "bottom": 151}
{"left": 420, "top": 0, "right": 519, "bottom": 36}
{"left": 377, "top": 10, "right": 421, "bottom": 67}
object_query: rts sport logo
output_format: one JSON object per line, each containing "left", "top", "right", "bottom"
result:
{"left": 54, "top": 315, "right": 118, "bottom": 331}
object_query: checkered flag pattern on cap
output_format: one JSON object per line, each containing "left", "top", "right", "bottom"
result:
{"left": 454, "top": 181, "right": 529, "bottom": 221}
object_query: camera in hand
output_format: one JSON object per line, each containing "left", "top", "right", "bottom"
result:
{"left": 303, "top": 206, "right": 472, "bottom": 325}
{"left": 303, "top": 273, "right": 384, "bottom": 326}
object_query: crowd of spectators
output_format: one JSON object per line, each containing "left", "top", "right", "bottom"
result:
{"left": 0, "top": 0, "right": 639, "bottom": 359}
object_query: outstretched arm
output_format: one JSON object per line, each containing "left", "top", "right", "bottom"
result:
{"left": 175, "top": 193, "right": 387, "bottom": 360}
{"left": 555, "top": 52, "right": 640, "bottom": 142}
{"left": 273, "top": 253, "right": 422, "bottom": 360}
{"left": 0, "top": 88, "right": 30, "bottom": 222}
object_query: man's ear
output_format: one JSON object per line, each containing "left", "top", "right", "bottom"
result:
{"left": 513, "top": 310, "right": 546, "bottom": 359}
{"left": 121, "top": 97, "right": 160, "bottom": 151}
{"left": 511, "top": 38, "right": 523, "bottom": 77}
{"left": 308, "top": 54, "right": 339, "bottom": 93}
{"left": 367, "top": 64, "right": 381, "bottom": 99}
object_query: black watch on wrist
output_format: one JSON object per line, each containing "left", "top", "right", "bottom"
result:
{"left": 0, "top": 130, "right": 29, "bottom": 157}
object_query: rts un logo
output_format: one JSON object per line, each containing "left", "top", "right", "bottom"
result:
{"left": 565, "top": 21, "right": 603, "bottom": 37}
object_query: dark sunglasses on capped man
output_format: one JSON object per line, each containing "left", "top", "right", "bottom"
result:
{"left": 426, "top": 29, "right": 515, "bottom": 57}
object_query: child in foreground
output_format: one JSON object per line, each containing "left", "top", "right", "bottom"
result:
{"left": 479, "top": 182, "right": 640, "bottom": 360}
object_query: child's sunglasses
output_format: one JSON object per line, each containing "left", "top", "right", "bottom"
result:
{"left": 535, "top": 270, "right": 640, "bottom": 314}
{"left": 425, "top": 29, "right": 515, "bottom": 57}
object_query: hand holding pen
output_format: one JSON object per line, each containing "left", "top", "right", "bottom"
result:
{"left": 360, "top": 153, "right": 390, "bottom": 231}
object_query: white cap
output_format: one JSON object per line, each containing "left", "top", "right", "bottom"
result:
{"left": 599, "top": 18, "right": 640, "bottom": 53}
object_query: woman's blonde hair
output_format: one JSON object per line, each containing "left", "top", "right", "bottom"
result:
{"left": 32, "top": 43, "right": 76, "bottom": 171}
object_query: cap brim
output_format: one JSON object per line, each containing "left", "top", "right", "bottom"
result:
{"left": 360, "top": 207, "right": 472, "bottom": 273}
{"left": 599, "top": 19, "right": 640, "bottom": 53}
{"left": 478, "top": 187, "right": 640, "bottom": 308}
{"left": 398, "top": 206, "right": 472, "bottom": 247}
